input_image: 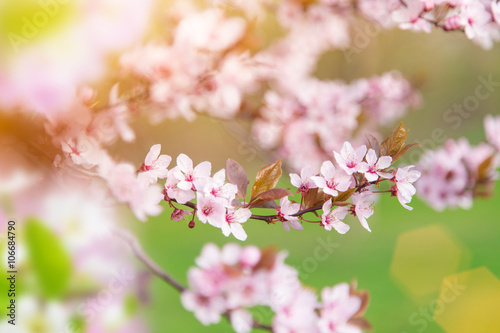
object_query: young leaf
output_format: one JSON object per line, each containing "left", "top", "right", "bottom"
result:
{"left": 255, "top": 247, "right": 278, "bottom": 271}
{"left": 334, "top": 188, "right": 357, "bottom": 202}
{"left": 249, "top": 200, "right": 279, "bottom": 209}
{"left": 250, "top": 188, "right": 292, "bottom": 206}
{"left": 303, "top": 187, "right": 326, "bottom": 209}
{"left": 366, "top": 134, "right": 381, "bottom": 157}
{"left": 477, "top": 154, "right": 496, "bottom": 181}
{"left": 250, "top": 160, "right": 282, "bottom": 201}
{"left": 226, "top": 159, "right": 249, "bottom": 200}
{"left": 380, "top": 122, "right": 408, "bottom": 157}
{"left": 391, "top": 143, "right": 420, "bottom": 163}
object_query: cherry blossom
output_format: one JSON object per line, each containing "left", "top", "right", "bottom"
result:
{"left": 140, "top": 144, "right": 172, "bottom": 183}
{"left": 318, "top": 283, "right": 363, "bottom": 333}
{"left": 222, "top": 208, "right": 252, "bottom": 241}
{"left": 311, "top": 161, "right": 353, "bottom": 197}
{"left": 290, "top": 165, "right": 317, "bottom": 194}
{"left": 321, "top": 200, "right": 350, "bottom": 234}
{"left": 351, "top": 191, "right": 375, "bottom": 232}
{"left": 364, "top": 149, "right": 393, "bottom": 182}
{"left": 272, "top": 288, "right": 319, "bottom": 333}
{"left": 334, "top": 142, "right": 369, "bottom": 175}
{"left": 393, "top": 165, "right": 421, "bottom": 210}
{"left": 181, "top": 291, "right": 226, "bottom": 325}
{"left": 99, "top": 161, "right": 163, "bottom": 221}
{"left": 277, "top": 197, "right": 303, "bottom": 231}
{"left": 164, "top": 168, "right": 196, "bottom": 204}
{"left": 196, "top": 193, "right": 226, "bottom": 227}
{"left": 174, "top": 154, "right": 212, "bottom": 191}
{"left": 203, "top": 169, "right": 238, "bottom": 205}
{"left": 392, "top": 0, "right": 432, "bottom": 33}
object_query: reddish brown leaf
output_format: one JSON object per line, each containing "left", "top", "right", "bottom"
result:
{"left": 477, "top": 154, "right": 496, "bottom": 181}
{"left": 303, "top": 187, "right": 327, "bottom": 209}
{"left": 380, "top": 122, "right": 409, "bottom": 157}
{"left": 333, "top": 188, "right": 357, "bottom": 202}
{"left": 347, "top": 318, "right": 372, "bottom": 331}
{"left": 250, "top": 188, "right": 292, "bottom": 207}
{"left": 249, "top": 200, "right": 279, "bottom": 209}
{"left": 255, "top": 247, "right": 277, "bottom": 271}
{"left": 250, "top": 160, "right": 282, "bottom": 201}
{"left": 391, "top": 143, "right": 421, "bottom": 163}
{"left": 366, "top": 134, "right": 380, "bottom": 157}
{"left": 226, "top": 159, "right": 249, "bottom": 200}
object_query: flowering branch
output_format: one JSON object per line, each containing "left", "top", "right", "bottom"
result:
{"left": 118, "top": 230, "right": 275, "bottom": 331}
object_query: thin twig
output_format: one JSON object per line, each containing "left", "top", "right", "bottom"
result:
{"left": 117, "top": 229, "right": 186, "bottom": 292}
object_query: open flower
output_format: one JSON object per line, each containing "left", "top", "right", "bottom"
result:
{"left": 334, "top": 142, "right": 368, "bottom": 175}
{"left": 196, "top": 193, "right": 226, "bottom": 227}
{"left": 364, "top": 149, "right": 393, "bottom": 182}
{"left": 141, "top": 144, "right": 172, "bottom": 183}
{"left": 321, "top": 199, "right": 350, "bottom": 234}
{"left": 221, "top": 207, "right": 251, "bottom": 241}
{"left": 174, "top": 154, "right": 212, "bottom": 191}
{"left": 277, "top": 197, "right": 302, "bottom": 231}
{"left": 290, "top": 165, "right": 317, "bottom": 193}
{"left": 311, "top": 161, "right": 352, "bottom": 197}
{"left": 351, "top": 191, "right": 374, "bottom": 232}
{"left": 393, "top": 165, "right": 421, "bottom": 210}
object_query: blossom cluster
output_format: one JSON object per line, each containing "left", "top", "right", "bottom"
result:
{"left": 181, "top": 243, "right": 370, "bottom": 333}
{"left": 387, "top": 0, "right": 500, "bottom": 49}
{"left": 417, "top": 114, "right": 500, "bottom": 211}
{"left": 118, "top": 2, "right": 422, "bottom": 170}
{"left": 139, "top": 123, "right": 421, "bottom": 240}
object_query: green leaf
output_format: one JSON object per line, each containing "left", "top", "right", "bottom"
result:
{"left": 25, "top": 218, "right": 72, "bottom": 299}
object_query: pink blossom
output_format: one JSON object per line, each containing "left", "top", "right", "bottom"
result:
{"left": 222, "top": 208, "right": 251, "bottom": 241}
{"left": 394, "top": 165, "right": 421, "bottom": 210}
{"left": 230, "top": 309, "right": 253, "bottom": 333}
{"left": 364, "top": 149, "right": 393, "bottom": 182}
{"left": 240, "top": 246, "right": 262, "bottom": 268}
{"left": 202, "top": 169, "right": 238, "bottom": 205}
{"left": 484, "top": 114, "right": 500, "bottom": 151}
{"left": 164, "top": 168, "right": 196, "bottom": 204}
{"left": 318, "top": 283, "right": 363, "bottom": 333}
{"left": 99, "top": 161, "right": 163, "bottom": 221}
{"left": 272, "top": 288, "right": 319, "bottom": 333}
{"left": 141, "top": 144, "right": 172, "bottom": 183}
{"left": 416, "top": 139, "right": 472, "bottom": 211}
{"left": 174, "top": 154, "right": 212, "bottom": 191}
{"left": 459, "top": 1, "right": 495, "bottom": 48}
{"left": 321, "top": 200, "right": 350, "bottom": 234}
{"left": 61, "top": 135, "right": 107, "bottom": 169}
{"left": 181, "top": 291, "right": 226, "bottom": 325}
{"left": 392, "top": 0, "right": 432, "bottom": 33}
{"left": 351, "top": 191, "right": 375, "bottom": 232}
{"left": 311, "top": 161, "right": 353, "bottom": 197}
{"left": 277, "top": 197, "right": 303, "bottom": 231}
{"left": 174, "top": 9, "right": 246, "bottom": 51}
{"left": 290, "top": 165, "right": 317, "bottom": 194}
{"left": 171, "top": 208, "right": 190, "bottom": 221}
{"left": 196, "top": 193, "right": 226, "bottom": 228}
{"left": 334, "top": 142, "right": 368, "bottom": 175}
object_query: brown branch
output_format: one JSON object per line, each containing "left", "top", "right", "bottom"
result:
{"left": 118, "top": 229, "right": 274, "bottom": 331}
{"left": 117, "top": 229, "right": 186, "bottom": 292}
